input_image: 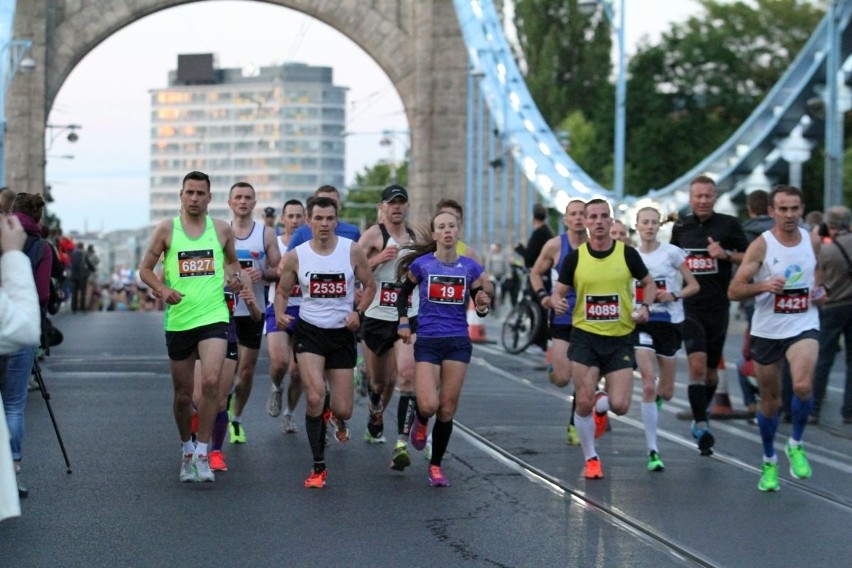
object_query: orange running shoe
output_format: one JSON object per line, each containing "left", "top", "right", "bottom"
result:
{"left": 584, "top": 457, "right": 604, "bottom": 479}
{"left": 304, "top": 468, "right": 328, "bottom": 489}
{"left": 410, "top": 418, "right": 428, "bottom": 451}
{"left": 593, "top": 392, "right": 609, "bottom": 439}
{"left": 208, "top": 450, "right": 228, "bottom": 472}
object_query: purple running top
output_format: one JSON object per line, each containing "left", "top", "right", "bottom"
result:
{"left": 409, "top": 253, "right": 483, "bottom": 338}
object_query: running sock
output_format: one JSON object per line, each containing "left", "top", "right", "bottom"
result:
{"left": 231, "top": 414, "right": 241, "bottom": 424}
{"left": 705, "top": 383, "right": 717, "bottom": 407}
{"left": 574, "top": 413, "right": 597, "bottom": 461}
{"left": 305, "top": 414, "right": 325, "bottom": 463}
{"left": 570, "top": 391, "right": 577, "bottom": 426}
{"left": 369, "top": 384, "right": 382, "bottom": 409}
{"left": 312, "top": 461, "right": 326, "bottom": 474}
{"left": 640, "top": 401, "right": 658, "bottom": 453}
{"left": 790, "top": 395, "right": 813, "bottom": 442}
{"left": 429, "top": 418, "right": 453, "bottom": 467}
{"left": 194, "top": 442, "right": 208, "bottom": 457}
{"left": 181, "top": 439, "right": 195, "bottom": 454}
{"left": 688, "top": 383, "right": 708, "bottom": 423}
{"left": 756, "top": 411, "right": 779, "bottom": 459}
{"left": 211, "top": 410, "right": 228, "bottom": 452}
{"left": 398, "top": 393, "right": 415, "bottom": 436}
{"left": 415, "top": 409, "right": 429, "bottom": 426}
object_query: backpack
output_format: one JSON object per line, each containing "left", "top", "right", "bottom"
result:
{"left": 23, "top": 235, "right": 63, "bottom": 316}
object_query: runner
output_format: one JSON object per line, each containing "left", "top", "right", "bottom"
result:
{"left": 395, "top": 210, "right": 492, "bottom": 487}
{"left": 138, "top": 171, "right": 243, "bottom": 483}
{"left": 728, "top": 185, "right": 824, "bottom": 491}
{"left": 227, "top": 182, "right": 281, "bottom": 444}
{"left": 357, "top": 185, "right": 422, "bottom": 471}
{"left": 265, "top": 199, "right": 305, "bottom": 434}
{"left": 670, "top": 175, "right": 748, "bottom": 455}
{"left": 549, "top": 198, "right": 655, "bottom": 479}
{"left": 633, "top": 207, "right": 700, "bottom": 471}
{"left": 274, "top": 196, "right": 376, "bottom": 488}
{"left": 529, "top": 199, "right": 587, "bottom": 445}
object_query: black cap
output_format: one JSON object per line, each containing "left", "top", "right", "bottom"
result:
{"left": 381, "top": 184, "right": 408, "bottom": 203}
{"left": 264, "top": 206, "right": 276, "bottom": 217}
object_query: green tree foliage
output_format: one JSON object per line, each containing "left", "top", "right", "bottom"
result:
{"left": 340, "top": 161, "right": 409, "bottom": 227}
{"left": 626, "top": 0, "right": 823, "bottom": 194}
{"left": 513, "top": 0, "right": 613, "bottom": 128}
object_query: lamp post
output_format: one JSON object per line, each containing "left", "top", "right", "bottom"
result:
{"left": 45, "top": 124, "right": 82, "bottom": 151}
{"left": 1, "top": 38, "right": 35, "bottom": 185}
{"left": 581, "top": 0, "right": 625, "bottom": 201}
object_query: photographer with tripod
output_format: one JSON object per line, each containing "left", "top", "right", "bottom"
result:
{"left": 1, "top": 207, "right": 44, "bottom": 516}
{"left": 0, "top": 193, "right": 64, "bottom": 501}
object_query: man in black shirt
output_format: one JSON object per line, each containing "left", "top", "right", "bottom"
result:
{"left": 516, "top": 204, "right": 554, "bottom": 269}
{"left": 671, "top": 175, "right": 749, "bottom": 455}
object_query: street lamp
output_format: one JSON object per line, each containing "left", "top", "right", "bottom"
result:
{"left": 1, "top": 38, "right": 35, "bottom": 185}
{"left": 46, "top": 124, "right": 82, "bottom": 150}
{"left": 580, "top": 0, "right": 626, "bottom": 201}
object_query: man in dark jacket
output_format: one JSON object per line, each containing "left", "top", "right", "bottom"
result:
{"left": 69, "top": 242, "right": 90, "bottom": 313}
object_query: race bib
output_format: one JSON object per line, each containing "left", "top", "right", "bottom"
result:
{"left": 380, "top": 281, "right": 412, "bottom": 308}
{"left": 178, "top": 249, "right": 215, "bottom": 277}
{"left": 685, "top": 249, "right": 718, "bottom": 275}
{"left": 238, "top": 259, "right": 254, "bottom": 270}
{"left": 308, "top": 273, "right": 347, "bottom": 298}
{"left": 290, "top": 284, "right": 302, "bottom": 298}
{"left": 428, "top": 275, "right": 466, "bottom": 304}
{"left": 774, "top": 288, "right": 809, "bottom": 314}
{"left": 585, "top": 294, "right": 620, "bottom": 321}
{"left": 635, "top": 279, "right": 667, "bottom": 303}
{"left": 224, "top": 291, "right": 236, "bottom": 315}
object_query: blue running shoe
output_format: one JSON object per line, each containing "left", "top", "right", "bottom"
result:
{"left": 690, "top": 421, "right": 714, "bottom": 456}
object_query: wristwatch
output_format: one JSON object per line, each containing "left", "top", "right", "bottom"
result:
{"left": 724, "top": 249, "right": 734, "bottom": 260}
{"left": 670, "top": 293, "right": 680, "bottom": 301}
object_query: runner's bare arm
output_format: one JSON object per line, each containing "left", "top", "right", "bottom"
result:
{"left": 728, "top": 237, "right": 778, "bottom": 301}
{"left": 262, "top": 225, "right": 281, "bottom": 283}
{"left": 274, "top": 251, "right": 298, "bottom": 329}
{"left": 529, "top": 236, "right": 559, "bottom": 308}
{"left": 217, "top": 221, "right": 243, "bottom": 293}
{"left": 138, "top": 221, "right": 180, "bottom": 302}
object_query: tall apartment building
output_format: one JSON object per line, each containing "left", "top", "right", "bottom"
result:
{"left": 149, "top": 54, "right": 347, "bottom": 224}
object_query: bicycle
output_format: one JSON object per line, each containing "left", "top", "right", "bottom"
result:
{"left": 500, "top": 267, "right": 548, "bottom": 354}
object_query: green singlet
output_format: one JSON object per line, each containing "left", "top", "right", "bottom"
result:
{"left": 162, "top": 216, "right": 229, "bottom": 332}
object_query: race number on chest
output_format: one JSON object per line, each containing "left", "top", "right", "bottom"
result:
{"left": 380, "top": 281, "right": 412, "bottom": 308}
{"left": 685, "top": 249, "right": 718, "bottom": 275}
{"left": 309, "top": 273, "right": 346, "bottom": 298}
{"left": 774, "top": 288, "right": 808, "bottom": 314}
{"left": 635, "top": 279, "right": 667, "bottom": 303}
{"left": 428, "top": 275, "right": 466, "bottom": 304}
{"left": 178, "top": 249, "right": 215, "bottom": 277}
{"left": 585, "top": 294, "right": 620, "bottom": 321}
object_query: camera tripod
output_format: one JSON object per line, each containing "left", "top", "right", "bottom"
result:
{"left": 32, "top": 356, "right": 72, "bottom": 474}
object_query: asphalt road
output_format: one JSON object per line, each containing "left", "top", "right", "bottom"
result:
{"left": 1, "top": 309, "right": 850, "bottom": 567}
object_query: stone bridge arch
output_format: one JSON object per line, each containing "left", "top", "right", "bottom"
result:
{"left": 6, "top": 0, "right": 468, "bottom": 221}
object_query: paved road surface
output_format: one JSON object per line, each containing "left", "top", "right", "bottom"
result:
{"left": 1, "top": 310, "right": 850, "bottom": 567}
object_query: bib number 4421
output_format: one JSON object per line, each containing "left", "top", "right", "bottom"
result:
{"left": 774, "top": 288, "right": 808, "bottom": 314}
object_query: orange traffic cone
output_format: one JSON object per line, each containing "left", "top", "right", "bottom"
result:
{"left": 467, "top": 300, "right": 488, "bottom": 343}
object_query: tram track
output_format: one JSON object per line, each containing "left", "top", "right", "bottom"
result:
{"left": 465, "top": 345, "right": 852, "bottom": 534}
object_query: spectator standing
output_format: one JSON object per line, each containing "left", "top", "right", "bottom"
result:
{"left": 811, "top": 205, "right": 852, "bottom": 424}
{"left": 69, "top": 243, "right": 90, "bottom": 313}
{"left": 0, "top": 213, "right": 41, "bottom": 520}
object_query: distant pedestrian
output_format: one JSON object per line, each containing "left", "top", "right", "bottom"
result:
{"left": 69, "top": 243, "right": 90, "bottom": 313}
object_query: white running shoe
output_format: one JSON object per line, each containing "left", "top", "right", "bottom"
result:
{"left": 179, "top": 454, "right": 195, "bottom": 482}
{"left": 266, "top": 386, "right": 283, "bottom": 417}
{"left": 281, "top": 412, "right": 299, "bottom": 433}
{"left": 193, "top": 454, "right": 215, "bottom": 482}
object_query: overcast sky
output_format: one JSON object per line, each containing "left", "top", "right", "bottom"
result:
{"left": 44, "top": 0, "right": 702, "bottom": 234}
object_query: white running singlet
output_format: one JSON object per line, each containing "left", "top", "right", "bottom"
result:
{"left": 751, "top": 228, "right": 819, "bottom": 339}
{"left": 296, "top": 237, "right": 355, "bottom": 329}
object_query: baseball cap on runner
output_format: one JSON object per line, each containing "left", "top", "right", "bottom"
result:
{"left": 381, "top": 184, "right": 408, "bottom": 203}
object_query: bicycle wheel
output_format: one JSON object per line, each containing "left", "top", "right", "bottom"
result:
{"left": 501, "top": 301, "right": 541, "bottom": 354}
